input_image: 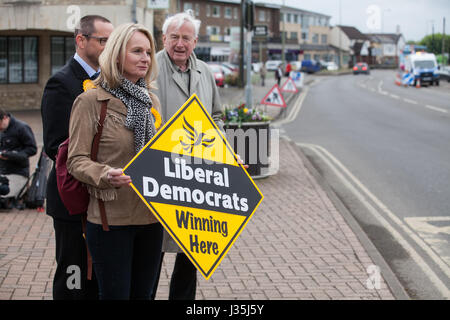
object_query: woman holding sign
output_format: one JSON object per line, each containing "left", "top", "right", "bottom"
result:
{"left": 67, "top": 23, "right": 163, "bottom": 300}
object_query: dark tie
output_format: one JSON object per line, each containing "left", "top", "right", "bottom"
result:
{"left": 90, "top": 72, "right": 100, "bottom": 80}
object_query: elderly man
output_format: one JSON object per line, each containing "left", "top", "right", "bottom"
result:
{"left": 41, "top": 15, "right": 113, "bottom": 300}
{"left": 153, "top": 10, "right": 223, "bottom": 300}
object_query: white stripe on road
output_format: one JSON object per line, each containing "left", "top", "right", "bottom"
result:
{"left": 389, "top": 94, "right": 400, "bottom": 99}
{"left": 403, "top": 98, "right": 418, "bottom": 105}
{"left": 299, "top": 143, "right": 450, "bottom": 298}
{"left": 425, "top": 105, "right": 448, "bottom": 113}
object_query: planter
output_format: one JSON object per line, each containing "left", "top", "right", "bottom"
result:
{"left": 224, "top": 121, "right": 271, "bottom": 178}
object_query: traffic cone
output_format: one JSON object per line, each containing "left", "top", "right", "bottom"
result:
{"left": 395, "top": 73, "right": 401, "bottom": 86}
{"left": 416, "top": 79, "right": 421, "bottom": 88}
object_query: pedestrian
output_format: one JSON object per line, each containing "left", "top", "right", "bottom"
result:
{"left": 66, "top": 23, "right": 163, "bottom": 300}
{"left": 152, "top": 9, "right": 224, "bottom": 300}
{"left": 40, "top": 15, "right": 113, "bottom": 300}
{"left": 0, "top": 109, "right": 37, "bottom": 208}
{"left": 275, "top": 64, "right": 282, "bottom": 86}
{"left": 285, "top": 62, "right": 292, "bottom": 77}
{"left": 260, "top": 63, "right": 266, "bottom": 87}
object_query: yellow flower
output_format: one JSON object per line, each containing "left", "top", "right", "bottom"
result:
{"left": 151, "top": 107, "right": 162, "bottom": 130}
{"left": 243, "top": 108, "right": 249, "bottom": 113}
{"left": 83, "top": 79, "right": 96, "bottom": 91}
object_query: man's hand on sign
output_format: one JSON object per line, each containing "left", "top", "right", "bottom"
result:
{"left": 106, "top": 168, "right": 132, "bottom": 187}
{"left": 237, "top": 154, "right": 249, "bottom": 169}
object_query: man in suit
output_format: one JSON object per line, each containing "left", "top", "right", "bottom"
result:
{"left": 41, "top": 15, "right": 113, "bottom": 300}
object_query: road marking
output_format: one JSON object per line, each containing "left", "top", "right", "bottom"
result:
{"left": 377, "top": 80, "right": 389, "bottom": 95}
{"left": 405, "top": 217, "right": 450, "bottom": 267}
{"left": 389, "top": 94, "right": 400, "bottom": 99}
{"left": 425, "top": 105, "right": 448, "bottom": 113}
{"left": 403, "top": 98, "right": 418, "bottom": 105}
{"left": 299, "top": 143, "right": 450, "bottom": 298}
{"left": 276, "top": 87, "right": 309, "bottom": 124}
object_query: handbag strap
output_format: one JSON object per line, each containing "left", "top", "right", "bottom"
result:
{"left": 90, "top": 101, "right": 110, "bottom": 232}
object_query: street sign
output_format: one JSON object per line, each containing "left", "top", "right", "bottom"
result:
{"left": 290, "top": 71, "right": 303, "bottom": 88}
{"left": 253, "top": 25, "right": 268, "bottom": 37}
{"left": 123, "top": 94, "right": 264, "bottom": 280}
{"left": 280, "top": 77, "right": 299, "bottom": 93}
{"left": 260, "top": 84, "right": 287, "bottom": 107}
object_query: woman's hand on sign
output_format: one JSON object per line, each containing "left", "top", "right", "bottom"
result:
{"left": 106, "top": 168, "right": 132, "bottom": 187}
{"left": 237, "top": 154, "right": 249, "bottom": 169}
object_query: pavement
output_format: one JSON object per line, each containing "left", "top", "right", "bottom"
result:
{"left": 0, "top": 74, "right": 408, "bottom": 300}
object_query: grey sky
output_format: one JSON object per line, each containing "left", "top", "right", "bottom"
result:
{"left": 261, "top": 0, "right": 449, "bottom": 41}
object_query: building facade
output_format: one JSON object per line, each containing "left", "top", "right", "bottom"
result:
{"left": 0, "top": 0, "right": 156, "bottom": 111}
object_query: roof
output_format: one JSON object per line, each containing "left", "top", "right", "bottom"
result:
{"left": 366, "top": 33, "right": 402, "bottom": 44}
{"left": 337, "top": 25, "right": 368, "bottom": 40}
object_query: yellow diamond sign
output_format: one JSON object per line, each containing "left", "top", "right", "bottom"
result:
{"left": 123, "top": 94, "right": 264, "bottom": 279}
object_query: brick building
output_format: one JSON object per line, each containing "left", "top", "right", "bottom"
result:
{"left": 0, "top": 0, "right": 156, "bottom": 111}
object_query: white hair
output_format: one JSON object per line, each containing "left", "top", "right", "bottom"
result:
{"left": 162, "top": 9, "right": 201, "bottom": 38}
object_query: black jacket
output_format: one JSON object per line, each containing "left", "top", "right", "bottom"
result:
{"left": 41, "top": 57, "right": 90, "bottom": 221}
{"left": 0, "top": 116, "right": 37, "bottom": 177}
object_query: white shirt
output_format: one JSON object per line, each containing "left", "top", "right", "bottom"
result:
{"left": 74, "top": 53, "right": 99, "bottom": 79}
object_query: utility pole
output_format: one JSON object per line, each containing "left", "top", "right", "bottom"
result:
{"left": 244, "top": 0, "right": 254, "bottom": 108}
{"left": 281, "top": 0, "right": 286, "bottom": 65}
{"left": 443, "top": 17, "right": 446, "bottom": 65}
{"left": 239, "top": 0, "right": 245, "bottom": 88}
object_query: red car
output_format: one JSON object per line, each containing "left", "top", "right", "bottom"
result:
{"left": 353, "top": 62, "right": 370, "bottom": 75}
{"left": 207, "top": 63, "right": 225, "bottom": 87}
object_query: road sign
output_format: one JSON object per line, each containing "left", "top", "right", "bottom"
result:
{"left": 280, "top": 77, "right": 299, "bottom": 93}
{"left": 123, "top": 94, "right": 264, "bottom": 280}
{"left": 290, "top": 71, "right": 303, "bottom": 87}
{"left": 260, "top": 84, "right": 287, "bottom": 107}
{"left": 253, "top": 25, "right": 268, "bottom": 37}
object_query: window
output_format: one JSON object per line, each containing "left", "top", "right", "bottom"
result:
{"left": 51, "top": 36, "right": 75, "bottom": 75}
{"left": 321, "top": 34, "right": 327, "bottom": 44}
{"left": 206, "top": 5, "right": 210, "bottom": 17}
{"left": 0, "top": 36, "right": 38, "bottom": 84}
{"left": 206, "top": 26, "right": 220, "bottom": 36}
{"left": 302, "top": 32, "right": 308, "bottom": 40}
{"left": 183, "top": 2, "right": 193, "bottom": 11}
{"left": 312, "top": 33, "right": 319, "bottom": 44}
{"left": 233, "top": 7, "right": 238, "bottom": 19}
{"left": 287, "top": 13, "right": 291, "bottom": 23}
{"left": 258, "top": 10, "right": 265, "bottom": 22}
{"left": 224, "top": 7, "right": 232, "bottom": 19}
{"left": 212, "top": 6, "right": 220, "bottom": 17}
{"left": 290, "top": 32, "right": 298, "bottom": 40}
{"left": 293, "top": 14, "right": 298, "bottom": 24}
{"left": 280, "top": 13, "right": 284, "bottom": 22}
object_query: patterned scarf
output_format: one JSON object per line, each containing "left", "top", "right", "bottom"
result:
{"left": 101, "top": 78, "right": 155, "bottom": 153}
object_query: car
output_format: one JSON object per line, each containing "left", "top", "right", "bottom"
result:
{"left": 265, "top": 60, "right": 283, "bottom": 71}
{"left": 289, "top": 61, "right": 302, "bottom": 71}
{"left": 207, "top": 63, "right": 225, "bottom": 87}
{"left": 438, "top": 65, "right": 450, "bottom": 82}
{"left": 321, "top": 61, "right": 338, "bottom": 71}
{"left": 300, "top": 60, "right": 321, "bottom": 74}
{"left": 353, "top": 62, "right": 370, "bottom": 75}
{"left": 221, "top": 62, "right": 239, "bottom": 73}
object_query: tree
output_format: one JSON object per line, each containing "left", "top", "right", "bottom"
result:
{"left": 420, "top": 33, "right": 450, "bottom": 55}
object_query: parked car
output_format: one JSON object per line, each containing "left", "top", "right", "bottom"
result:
{"left": 321, "top": 61, "right": 338, "bottom": 71}
{"left": 221, "top": 62, "right": 239, "bottom": 73}
{"left": 353, "top": 62, "right": 370, "bottom": 75}
{"left": 207, "top": 63, "right": 225, "bottom": 87}
{"left": 438, "top": 65, "right": 450, "bottom": 82}
{"left": 265, "top": 60, "right": 283, "bottom": 71}
{"left": 289, "top": 61, "right": 302, "bottom": 71}
{"left": 300, "top": 60, "right": 321, "bottom": 74}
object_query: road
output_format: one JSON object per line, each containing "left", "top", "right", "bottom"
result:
{"left": 280, "top": 69, "right": 450, "bottom": 299}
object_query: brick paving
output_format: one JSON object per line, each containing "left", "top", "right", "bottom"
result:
{"left": 0, "top": 76, "right": 398, "bottom": 300}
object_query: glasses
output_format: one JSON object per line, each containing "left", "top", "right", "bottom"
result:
{"left": 83, "top": 34, "right": 108, "bottom": 46}
{"left": 168, "top": 34, "right": 195, "bottom": 44}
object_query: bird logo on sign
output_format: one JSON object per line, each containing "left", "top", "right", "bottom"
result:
{"left": 179, "top": 117, "right": 215, "bottom": 154}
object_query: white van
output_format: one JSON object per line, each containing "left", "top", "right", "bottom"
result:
{"left": 405, "top": 52, "right": 440, "bottom": 86}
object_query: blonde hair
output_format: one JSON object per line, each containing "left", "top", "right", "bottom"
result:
{"left": 95, "top": 23, "right": 158, "bottom": 89}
